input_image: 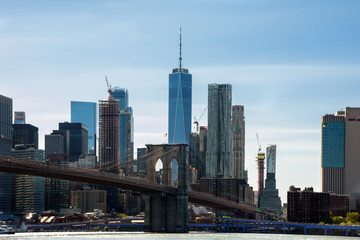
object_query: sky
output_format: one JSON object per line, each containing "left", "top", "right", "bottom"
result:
{"left": 1, "top": 0, "right": 360, "bottom": 203}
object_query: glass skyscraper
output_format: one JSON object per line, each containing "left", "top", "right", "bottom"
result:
{"left": 168, "top": 32, "right": 192, "bottom": 144}
{"left": 206, "top": 84, "right": 233, "bottom": 178}
{"left": 59, "top": 122, "right": 88, "bottom": 163}
{"left": 71, "top": 101, "right": 97, "bottom": 154}
{"left": 321, "top": 111, "right": 345, "bottom": 195}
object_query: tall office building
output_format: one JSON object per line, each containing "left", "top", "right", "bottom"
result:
{"left": 188, "top": 126, "right": 207, "bottom": 180}
{"left": 71, "top": 101, "right": 97, "bottom": 154}
{"left": 13, "top": 124, "right": 38, "bottom": 149}
{"left": 99, "top": 98, "right": 121, "bottom": 212}
{"left": 12, "top": 146, "right": 45, "bottom": 214}
{"left": 110, "top": 88, "right": 134, "bottom": 165}
{"left": 45, "top": 133, "right": 65, "bottom": 157}
{"left": 258, "top": 145, "right": 282, "bottom": 214}
{"left": 99, "top": 99, "right": 120, "bottom": 169}
{"left": 45, "top": 154, "right": 70, "bottom": 211}
{"left": 206, "top": 84, "right": 233, "bottom": 178}
{"left": 232, "top": 105, "right": 245, "bottom": 179}
{"left": 321, "top": 107, "right": 360, "bottom": 210}
{"left": 59, "top": 122, "right": 88, "bottom": 163}
{"left": 0, "top": 94, "right": 13, "bottom": 213}
{"left": 14, "top": 111, "right": 25, "bottom": 124}
{"left": 321, "top": 111, "right": 345, "bottom": 195}
{"left": 168, "top": 31, "right": 192, "bottom": 144}
{"left": 343, "top": 107, "right": 360, "bottom": 209}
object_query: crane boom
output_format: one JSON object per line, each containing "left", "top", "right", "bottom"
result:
{"left": 193, "top": 106, "right": 208, "bottom": 132}
{"left": 256, "top": 133, "right": 261, "bottom": 153}
{"left": 105, "top": 76, "right": 112, "bottom": 95}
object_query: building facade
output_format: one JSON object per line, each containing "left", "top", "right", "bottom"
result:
{"left": 0, "top": 94, "right": 13, "bottom": 213}
{"left": 98, "top": 99, "right": 120, "bottom": 169}
{"left": 258, "top": 145, "right": 282, "bottom": 214}
{"left": 45, "top": 154, "right": 70, "bottom": 211}
{"left": 71, "top": 101, "right": 97, "bottom": 154}
{"left": 13, "top": 124, "right": 38, "bottom": 149}
{"left": 59, "top": 122, "right": 88, "bottom": 163}
{"left": 344, "top": 107, "right": 360, "bottom": 209}
{"left": 321, "top": 111, "right": 345, "bottom": 195}
{"left": 288, "top": 186, "right": 349, "bottom": 223}
{"left": 11, "top": 146, "right": 45, "bottom": 214}
{"left": 71, "top": 188, "right": 107, "bottom": 213}
{"left": 110, "top": 88, "right": 134, "bottom": 168}
{"left": 189, "top": 126, "right": 207, "bottom": 181}
{"left": 321, "top": 107, "right": 360, "bottom": 210}
{"left": 232, "top": 105, "right": 245, "bottom": 179}
{"left": 206, "top": 84, "right": 233, "bottom": 178}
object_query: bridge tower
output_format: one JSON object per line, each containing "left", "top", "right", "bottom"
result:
{"left": 144, "top": 144, "right": 188, "bottom": 233}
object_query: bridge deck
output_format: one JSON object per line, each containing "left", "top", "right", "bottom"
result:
{"left": 0, "top": 156, "right": 259, "bottom": 215}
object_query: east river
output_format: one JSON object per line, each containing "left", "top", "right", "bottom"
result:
{"left": 0, "top": 232, "right": 353, "bottom": 240}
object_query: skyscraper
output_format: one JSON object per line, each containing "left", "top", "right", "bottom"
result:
{"left": 45, "top": 133, "right": 66, "bottom": 157}
{"left": 12, "top": 145, "right": 45, "bottom": 214}
{"left": 13, "top": 124, "right": 38, "bottom": 149}
{"left": 168, "top": 30, "right": 192, "bottom": 144}
{"left": 99, "top": 99, "right": 120, "bottom": 169}
{"left": 71, "top": 101, "right": 97, "bottom": 154}
{"left": 321, "top": 111, "right": 345, "bottom": 195}
{"left": 206, "top": 84, "right": 233, "bottom": 178}
{"left": 110, "top": 88, "right": 134, "bottom": 165}
{"left": 232, "top": 105, "right": 245, "bottom": 179}
{"left": 0, "top": 94, "right": 13, "bottom": 213}
{"left": 343, "top": 107, "right": 360, "bottom": 209}
{"left": 45, "top": 154, "right": 70, "bottom": 211}
{"left": 59, "top": 122, "right": 88, "bottom": 163}
{"left": 258, "top": 145, "right": 282, "bottom": 213}
{"left": 321, "top": 107, "right": 360, "bottom": 210}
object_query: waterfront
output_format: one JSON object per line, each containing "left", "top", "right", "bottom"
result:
{"left": 0, "top": 232, "right": 353, "bottom": 240}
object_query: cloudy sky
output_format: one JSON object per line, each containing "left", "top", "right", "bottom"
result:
{"left": 1, "top": 0, "right": 360, "bottom": 203}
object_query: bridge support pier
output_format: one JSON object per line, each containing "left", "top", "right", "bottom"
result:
{"left": 144, "top": 144, "right": 189, "bottom": 233}
{"left": 144, "top": 193, "right": 188, "bottom": 233}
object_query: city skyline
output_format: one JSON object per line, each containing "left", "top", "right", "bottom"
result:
{"left": 1, "top": 0, "right": 360, "bottom": 203}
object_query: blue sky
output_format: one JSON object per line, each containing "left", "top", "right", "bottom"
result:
{"left": 1, "top": 0, "right": 360, "bottom": 203}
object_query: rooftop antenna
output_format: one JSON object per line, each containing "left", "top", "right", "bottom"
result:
{"left": 179, "top": 27, "right": 182, "bottom": 70}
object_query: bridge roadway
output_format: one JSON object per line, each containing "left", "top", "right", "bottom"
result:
{"left": 0, "top": 156, "right": 259, "bottom": 216}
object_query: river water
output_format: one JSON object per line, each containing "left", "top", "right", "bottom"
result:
{"left": 0, "top": 232, "right": 352, "bottom": 240}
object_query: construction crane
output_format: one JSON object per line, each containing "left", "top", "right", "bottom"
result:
{"left": 193, "top": 106, "right": 207, "bottom": 133}
{"left": 105, "top": 75, "right": 112, "bottom": 96}
{"left": 256, "top": 132, "right": 265, "bottom": 201}
{"left": 256, "top": 133, "right": 261, "bottom": 153}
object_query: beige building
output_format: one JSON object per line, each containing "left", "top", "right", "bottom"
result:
{"left": 344, "top": 107, "right": 360, "bottom": 209}
{"left": 232, "top": 105, "right": 245, "bottom": 179}
{"left": 71, "top": 188, "right": 107, "bottom": 213}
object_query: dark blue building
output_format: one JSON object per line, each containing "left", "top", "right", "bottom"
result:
{"left": 59, "top": 122, "right": 88, "bottom": 163}
{"left": 168, "top": 31, "right": 192, "bottom": 144}
{"left": 12, "top": 124, "right": 38, "bottom": 149}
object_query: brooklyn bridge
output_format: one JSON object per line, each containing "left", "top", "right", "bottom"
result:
{"left": 0, "top": 144, "right": 271, "bottom": 233}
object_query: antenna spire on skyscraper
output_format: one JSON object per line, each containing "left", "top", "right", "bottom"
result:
{"left": 179, "top": 27, "right": 182, "bottom": 70}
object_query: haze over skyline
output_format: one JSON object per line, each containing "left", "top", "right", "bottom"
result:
{"left": 1, "top": 0, "right": 360, "bottom": 203}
